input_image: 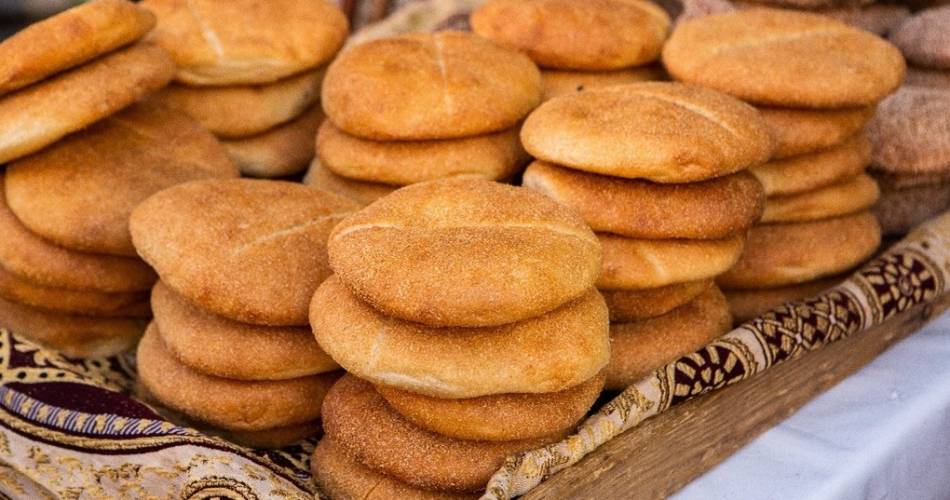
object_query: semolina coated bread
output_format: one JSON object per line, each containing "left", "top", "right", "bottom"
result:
{"left": 471, "top": 0, "right": 670, "bottom": 71}
{"left": 137, "top": 324, "right": 339, "bottom": 431}
{"left": 0, "top": 43, "right": 175, "bottom": 165}
{"left": 140, "top": 0, "right": 348, "bottom": 85}
{"left": 5, "top": 102, "right": 238, "bottom": 257}
{"left": 327, "top": 178, "right": 602, "bottom": 327}
{"left": 151, "top": 281, "right": 338, "bottom": 381}
{"left": 523, "top": 161, "right": 764, "bottom": 239}
{"left": 750, "top": 134, "right": 871, "bottom": 196}
{"left": 662, "top": 9, "right": 906, "bottom": 108}
{"left": 0, "top": 265, "right": 149, "bottom": 318}
{"left": 154, "top": 69, "right": 323, "bottom": 138}
{"left": 717, "top": 212, "right": 881, "bottom": 289}
{"left": 0, "top": 0, "right": 155, "bottom": 96}
{"left": 129, "top": 179, "right": 360, "bottom": 326}
{"left": 872, "top": 178, "right": 950, "bottom": 236}
{"left": 221, "top": 106, "right": 321, "bottom": 178}
{"left": 376, "top": 373, "right": 605, "bottom": 442}
{"left": 725, "top": 276, "right": 842, "bottom": 323}
{"left": 317, "top": 122, "right": 528, "bottom": 186}
{"left": 601, "top": 279, "right": 713, "bottom": 322}
{"left": 303, "top": 159, "right": 397, "bottom": 206}
{"left": 890, "top": 6, "right": 950, "bottom": 70}
{"left": 867, "top": 86, "right": 950, "bottom": 176}
{"left": 760, "top": 173, "right": 880, "bottom": 223}
{"left": 220, "top": 420, "right": 322, "bottom": 449}
{"left": 540, "top": 66, "right": 666, "bottom": 101}
{"left": 757, "top": 105, "right": 876, "bottom": 160}
{"left": 598, "top": 233, "right": 746, "bottom": 289}
{"left": 322, "top": 375, "right": 564, "bottom": 493}
{"left": 0, "top": 177, "right": 156, "bottom": 293}
{"left": 605, "top": 286, "right": 731, "bottom": 390}
{"left": 322, "top": 32, "right": 542, "bottom": 140}
{"left": 311, "top": 277, "right": 609, "bottom": 399}
{"left": 520, "top": 82, "right": 774, "bottom": 183}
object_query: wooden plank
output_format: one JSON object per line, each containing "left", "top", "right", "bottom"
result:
{"left": 525, "top": 293, "right": 950, "bottom": 500}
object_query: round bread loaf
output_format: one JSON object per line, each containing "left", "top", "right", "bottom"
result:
{"left": 891, "top": 6, "right": 950, "bottom": 70}
{"left": 318, "top": 122, "right": 527, "bottom": 186}
{"left": 376, "top": 373, "right": 604, "bottom": 442}
{"left": 905, "top": 67, "right": 950, "bottom": 89}
{"left": 311, "top": 276, "right": 609, "bottom": 398}
{"left": 662, "top": 9, "right": 905, "bottom": 108}
{"left": 523, "top": 161, "right": 764, "bottom": 239}
{"left": 540, "top": 66, "right": 665, "bottom": 100}
{"left": 0, "top": 43, "right": 174, "bottom": 165}
{"left": 155, "top": 69, "right": 323, "bottom": 138}
{"left": 0, "top": 177, "right": 156, "bottom": 293}
{"left": 303, "top": 160, "right": 397, "bottom": 206}
{"left": 717, "top": 212, "right": 881, "bottom": 289}
{"left": 140, "top": 0, "right": 347, "bottom": 85}
{"left": 872, "top": 178, "right": 950, "bottom": 236}
{"left": 312, "top": 438, "right": 477, "bottom": 500}
{"left": 725, "top": 276, "right": 842, "bottom": 323}
{"left": 328, "top": 178, "right": 601, "bottom": 327}
{"left": 471, "top": 0, "right": 670, "bottom": 70}
{"left": 606, "top": 286, "right": 731, "bottom": 390}
{"left": 152, "top": 281, "right": 338, "bottom": 381}
{"left": 0, "top": 265, "right": 148, "bottom": 318}
{"left": 867, "top": 86, "right": 950, "bottom": 176}
{"left": 750, "top": 134, "right": 871, "bottom": 196}
{"left": 222, "top": 106, "right": 321, "bottom": 178}
{"left": 6, "top": 102, "right": 238, "bottom": 257}
{"left": 130, "top": 179, "right": 359, "bottom": 326}
{"left": 757, "top": 105, "right": 875, "bottom": 160}
{"left": 322, "top": 32, "right": 542, "bottom": 140}
{"left": 602, "top": 279, "right": 713, "bottom": 322}
{"left": 520, "top": 82, "right": 774, "bottom": 183}
{"left": 323, "top": 375, "right": 562, "bottom": 493}
{"left": 0, "top": 295, "right": 146, "bottom": 358}
{"left": 0, "top": 0, "right": 155, "bottom": 96}
{"left": 137, "top": 324, "right": 339, "bottom": 431}
{"left": 221, "top": 420, "right": 321, "bottom": 449}
{"left": 598, "top": 233, "right": 745, "bottom": 289}
{"left": 760, "top": 173, "right": 880, "bottom": 223}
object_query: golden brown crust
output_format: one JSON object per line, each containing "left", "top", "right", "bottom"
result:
{"left": 601, "top": 279, "right": 713, "bottom": 322}
{"left": 151, "top": 281, "right": 338, "bottom": 381}
{"left": 761, "top": 173, "right": 880, "bottom": 223}
{"left": 757, "top": 106, "right": 876, "bottom": 160}
{"left": 322, "top": 32, "right": 542, "bottom": 140}
{"left": 750, "top": 134, "right": 871, "bottom": 196}
{"left": 606, "top": 286, "right": 731, "bottom": 390}
{"left": 725, "top": 276, "right": 842, "bottom": 323}
{"left": 327, "top": 179, "right": 601, "bottom": 327}
{"left": 137, "top": 324, "right": 339, "bottom": 431}
{"left": 662, "top": 9, "right": 906, "bottom": 108}
{"left": 0, "top": 43, "right": 175, "bottom": 165}
{"left": 155, "top": 69, "right": 323, "bottom": 138}
{"left": 867, "top": 86, "right": 950, "bottom": 176}
{"left": 376, "top": 373, "right": 604, "bottom": 442}
{"left": 471, "top": 0, "right": 670, "bottom": 70}
{"left": 318, "top": 122, "right": 528, "bottom": 185}
{"left": 872, "top": 179, "right": 950, "bottom": 236}
{"left": 540, "top": 66, "right": 666, "bottom": 100}
{"left": 0, "top": 295, "right": 146, "bottom": 358}
{"left": 0, "top": 0, "right": 156, "bottom": 95}
{"left": 323, "top": 375, "right": 563, "bottom": 493}
{"left": 520, "top": 82, "right": 774, "bottom": 183}
{"left": 0, "top": 176, "right": 157, "bottom": 293}
{"left": 311, "top": 276, "right": 609, "bottom": 398}
{"left": 141, "top": 0, "right": 347, "bottom": 85}
{"left": 222, "top": 106, "right": 321, "bottom": 179}
{"left": 220, "top": 420, "right": 322, "bottom": 449}
{"left": 0, "top": 265, "right": 149, "bottom": 318}
{"left": 717, "top": 212, "right": 881, "bottom": 289}
{"left": 598, "top": 233, "right": 746, "bottom": 289}
{"left": 6, "top": 102, "right": 238, "bottom": 257}
{"left": 130, "top": 179, "right": 359, "bottom": 326}
{"left": 890, "top": 6, "right": 950, "bottom": 70}
{"left": 303, "top": 160, "right": 397, "bottom": 206}
{"left": 523, "top": 161, "right": 764, "bottom": 239}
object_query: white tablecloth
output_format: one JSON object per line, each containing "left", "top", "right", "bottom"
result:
{"left": 674, "top": 312, "right": 950, "bottom": 500}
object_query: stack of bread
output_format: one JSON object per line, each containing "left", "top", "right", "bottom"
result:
{"left": 129, "top": 179, "right": 360, "bottom": 447}
{"left": 310, "top": 179, "right": 609, "bottom": 497}
{"left": 306, "top": 31, "right": 540, "bottom": 204}
{"left": 520, "top": 82, "right": 771, "bottom": 390}
{"left": 663, "top": 8, "right": 904, "bottom": 321}
{"left": 894, "top": 6, "right": 950, "bottom": 90}
{"left": 471, "top": 0, "right": 670, "bottom": 101}
{"left": 144, "top": 0, "right": 349, "bottom": 179}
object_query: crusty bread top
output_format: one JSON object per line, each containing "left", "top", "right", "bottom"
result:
{"left": 327, "top": 178, "right": 601, "bottom": 327}
{"left": 663, "top": 8, "right": 906, "bottom": 108}
{"left": 868, "top": 86, "right": 950, "bottom": 175}
{"left": 520, "top": 82, "right": 774, "bottom": 182}
{"left": 322, "top": 31, "right": 542, "bottom": 140}
{"left": 891, "top": 6, "right": 950, "bottom": 70}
